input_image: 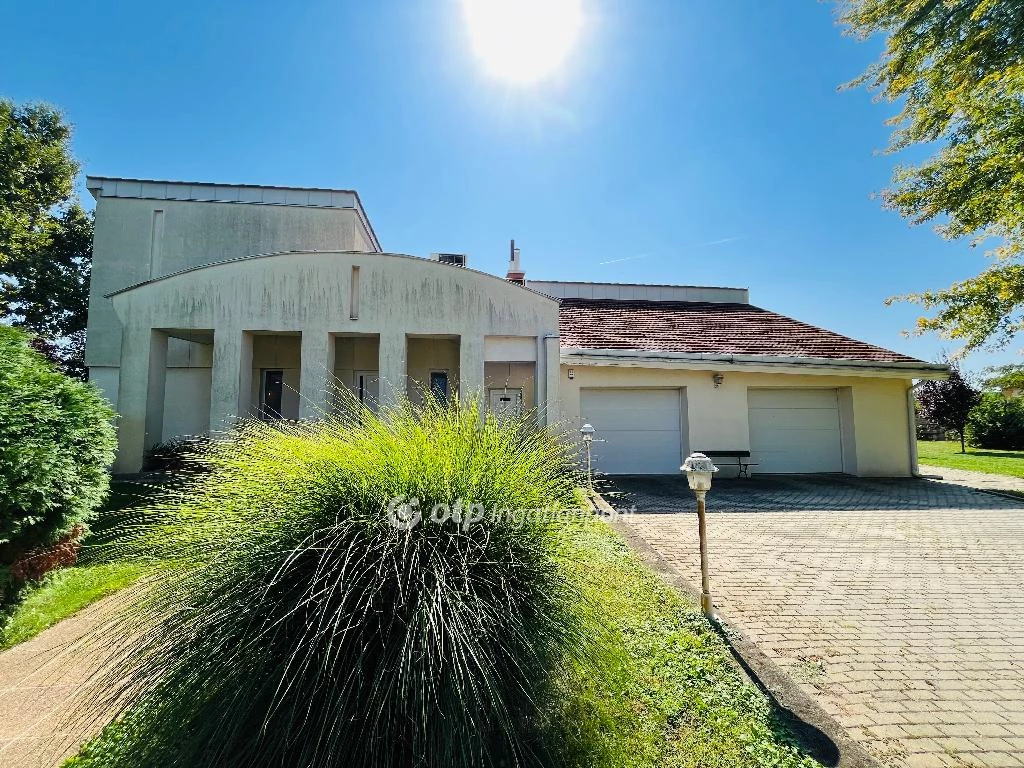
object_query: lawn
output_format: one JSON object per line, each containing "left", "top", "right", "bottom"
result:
{"left": 0, "top": 480, "right": 154, "bottom": 652}
{"left": 0, "top": 561, "right": 142, "bottom": 650}
{"left": 549, "top": 519, "right": 820, "bottom": 768}
{"left": 917, "top": 440, "right": 1024, "bottom": 478}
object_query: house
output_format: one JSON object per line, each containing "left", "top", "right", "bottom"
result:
{"left": 85, "top": 176, "right": 947, "bottom": 475}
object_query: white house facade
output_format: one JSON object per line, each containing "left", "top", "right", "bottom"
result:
{"left": 85, "top": 177, "right": 946, "bottom": 475}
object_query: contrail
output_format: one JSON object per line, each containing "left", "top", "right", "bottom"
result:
{"left": 598, "top": 254, "right": 650, "bottom": 265}
{"left": 696, "top": 236, "right": 743, "bottom": 247}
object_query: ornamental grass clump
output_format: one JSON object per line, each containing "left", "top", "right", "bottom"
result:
{"left": 70, "top": 394, "right": 589, "bottom": 768}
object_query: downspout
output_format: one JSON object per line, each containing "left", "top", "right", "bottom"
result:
{"left": 907, "top": 384, "right": 920, "bottom": 477}
{"left": 541, "top": 333, "right": 560, "bottom": 426}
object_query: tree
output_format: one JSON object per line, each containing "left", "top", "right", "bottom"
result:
{"left": 0, "top": 100, "right": 78, "bottom": 268}
{"left": 838, "top": 1, "right": 1024, "bottom": 352}
{"left": 0, "top": 204, "right": 92, "bottom": 377}
{"left": 979, "top": 363, "right": 1024, "bottom": 393}
{"left": 916, "top": 360, "right": 981, "bottom": 452}
{"left": 0, "top": 100, "right": 89, "bottom": 377}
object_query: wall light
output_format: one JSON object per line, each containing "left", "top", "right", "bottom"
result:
{"left": 712, "top": 372, "right": 724, "bottom": 388}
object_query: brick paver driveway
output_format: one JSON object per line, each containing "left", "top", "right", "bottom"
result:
{"left": 606, "top": 475, "right": 1024, "bottom": 768}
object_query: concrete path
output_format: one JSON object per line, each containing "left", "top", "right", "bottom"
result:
{"left": 0, "top": 593, "right": 123, "bottom": 766}
{"left": 606, "top": 475, "right": 1024, "bottom": 768}
{"left": 920, "top": 464, "right": 1024, "bottom": 495}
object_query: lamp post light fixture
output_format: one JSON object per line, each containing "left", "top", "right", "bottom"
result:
{"left": 580, "top": 423, "right": 596, "bottom": 487}
{"left": 681, "top": 452, "right": 719, "bottom": 619}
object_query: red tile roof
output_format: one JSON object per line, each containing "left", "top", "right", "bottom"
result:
{"left": 558, "top": 298, "right": 924, "bottom": 364}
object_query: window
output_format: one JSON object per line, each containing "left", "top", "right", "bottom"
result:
{"left": 262, "top": 370, "right": 284, "bottom": 418}
{"left": 429, "top": 371, "right": 449, "bottom": 403}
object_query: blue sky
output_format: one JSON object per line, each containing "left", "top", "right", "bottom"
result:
{"left": 3, "top": 0, "right": 1013, "bottom": 374}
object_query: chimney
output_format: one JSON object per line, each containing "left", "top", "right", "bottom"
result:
{"left": 506, "top": 239, "right": 526, "bottom": 284}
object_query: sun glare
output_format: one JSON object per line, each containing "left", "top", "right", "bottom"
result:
{"left": 461, "top": 0, "right": 584, "bottom": 84}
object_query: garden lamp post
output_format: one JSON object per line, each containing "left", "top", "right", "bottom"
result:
{"left": 580, "top": 423, "right": 596, "bottom": 488}
{"left": 681, "top": 452, "right": 718, "bottom": 619}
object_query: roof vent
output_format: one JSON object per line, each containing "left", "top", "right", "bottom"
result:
{"left": 506, "top": 239, "right": 526, "bottom": 284}
{"left": 431, "top": 252, "right": 468, "bottom": 267}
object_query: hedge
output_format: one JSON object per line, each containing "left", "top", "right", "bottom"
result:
{"left": 0, "top": 326, "right": 116, "bottom": 602}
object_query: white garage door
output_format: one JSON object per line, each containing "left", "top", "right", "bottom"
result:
{"left": 580, "top": 389, "right": 683, "bottom": 475}
{"left": 748, "top": 389, "right": 843, "bottom": 473}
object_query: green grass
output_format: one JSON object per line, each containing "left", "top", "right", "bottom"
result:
{"left": 917, "top": 440, "right": 1024, "bottom": 478}
{"left": 0, "top": 561, "right": 142, "bottom": 651}
{"left": 550, "top": 519, "right": 820, "bottom": 768}
{"left": 0, "top": 479, "right": 155, "bottom": 652}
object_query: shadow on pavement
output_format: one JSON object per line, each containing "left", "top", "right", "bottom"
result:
{"left": 599, "top": 473, "right": 1024, "bottom": 513}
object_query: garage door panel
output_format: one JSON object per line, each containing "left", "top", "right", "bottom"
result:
{"left": 591, "top": 430, "right": 681, "bottom": 475}
{"left": 751, "top": 409, "right": 840, "bottom": 431}
{"left": 585, "top": 409, "right": 677, "bottom": 432}
{"left": 748, "top": 389, "right": 843, "bottom": 474}
{"left": 749, "top": 389, "right": 838, "bottom": 409}
{"left": 581, "top": 389, "right": 682, "bottom": 475}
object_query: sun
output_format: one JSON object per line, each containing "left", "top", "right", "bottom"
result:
{"left": 461, "top": 0, "right": 584, "bottom": 84}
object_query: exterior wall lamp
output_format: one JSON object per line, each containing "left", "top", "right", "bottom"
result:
{"left": 712, "top": 372, "right": 724, "bottom": 388}
{"left": 681, "top": 452, "right": 719, "bottom": 619}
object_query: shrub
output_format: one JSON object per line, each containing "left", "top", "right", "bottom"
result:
{"left": 966, "top": 392, "right": 1024, "bottom": 449}
{"left": 0, "top": 327, "right": 116, "bottom": 602}
{"left": 69, "top": 395, "right": 590, "bottom": 768}
{"left": 142, "top": 435, "right": 212, "bottom": 474}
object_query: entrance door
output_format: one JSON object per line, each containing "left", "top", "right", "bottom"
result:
{"left": 261, "top": 369, "right": 284, "bottom": 418}
{"left": 354, "top": 370, "right": 379, "bottom": 411}
{"left": 489, "top": 388, "right": 523, "bottom": 419}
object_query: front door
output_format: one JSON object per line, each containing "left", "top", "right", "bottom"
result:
{"left": 354, "top": 370, "right": 379, "bottom": 411}
{"left": 262, "top": 369, "right": 284, "bottom": 419}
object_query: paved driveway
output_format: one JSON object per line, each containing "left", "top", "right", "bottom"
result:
{"left": 606, "top": 475, "right": 1024, "bottom": 768}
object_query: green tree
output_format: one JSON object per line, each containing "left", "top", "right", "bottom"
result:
{"left": 0, "top": 100, "right": 78, "bottom": 268}
{"left": 980, "top": 363, "right": 1024, "bottom": 392}
{"left": 838, "top": 1, "right": 1024, "bottom": 352}
{"left": 0, "top": 204, "right": 92, "bottom": 377}
{"left": 0, "top": 100, "right": 90, "bottom": 377}
{"left": 916, "top": 360, "right": 980, "bottom": 452}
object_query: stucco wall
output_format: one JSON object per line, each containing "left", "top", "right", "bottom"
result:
{"left": 87, "top": 196, "right": 378, "bottom": 369}
{"left": 108, "top": 251, "right": 560, "bottom": 471}
{"left": 559, "top": 364, "right": 914, "bottom": 477}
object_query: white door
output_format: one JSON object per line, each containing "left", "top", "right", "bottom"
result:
{"left": 748, "top": 389, "right": 843, "bottom": 473}
{"left": 580, "top": 389, "right": 683, "bottom": 475}
{"left": 489, "top": 388, "right": 523, "bottom": 419}
{"left": 354, "top": 370, "right": 379, "bottom": 411}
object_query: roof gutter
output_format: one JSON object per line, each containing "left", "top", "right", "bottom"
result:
{"left": 560, "top": 347, "right": 949, "bottom": 380}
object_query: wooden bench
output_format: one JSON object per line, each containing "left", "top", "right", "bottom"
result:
{"left": 698, "top": 450, "right": 759, "bottom": 479}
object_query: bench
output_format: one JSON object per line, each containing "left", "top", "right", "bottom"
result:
{"left": 698, "top": 450, "right": 759, "bottom": 479}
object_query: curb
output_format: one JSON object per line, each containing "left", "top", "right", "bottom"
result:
{"left": 589, "top": 490, "right": 881, "bottom": 768}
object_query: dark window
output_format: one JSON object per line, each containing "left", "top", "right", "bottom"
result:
{"left": 263, "top": 370, "right": 284, "bottom": 418}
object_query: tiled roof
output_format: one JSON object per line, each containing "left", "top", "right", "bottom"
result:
{"left": 558, "top": 298, "right": 924, "bottom": 364}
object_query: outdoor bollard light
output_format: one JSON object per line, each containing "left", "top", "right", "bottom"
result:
{"left": 580, "top": 423, "right": 596, "bottom": 488}
{"left": 681, "top": 452, "right": 719, "bottom": 619}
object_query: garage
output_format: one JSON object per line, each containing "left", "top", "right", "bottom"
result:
{"left": 580, "top": 388, "right": 683, "bottom": 475}
{"left": 748, "top": 388, "right": 844, "bottom": 473}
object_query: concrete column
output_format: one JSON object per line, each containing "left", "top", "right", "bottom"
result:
{"left": 114, "top": 327, "right": 167, "bottom": 473}
{"left": 299, "top": 329, "right": 336, "bottom": 420}
{"left": 542, "top": 334, "right": 560, "bottom": 425}
{"left": 458, "top": 333, "right": 485, "bottom": 403}
{"left": 210, "top": 328, "right": 252, "bottom": 435}
{"left": 378, "top": 330, "right": 407, "bottom": 408}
